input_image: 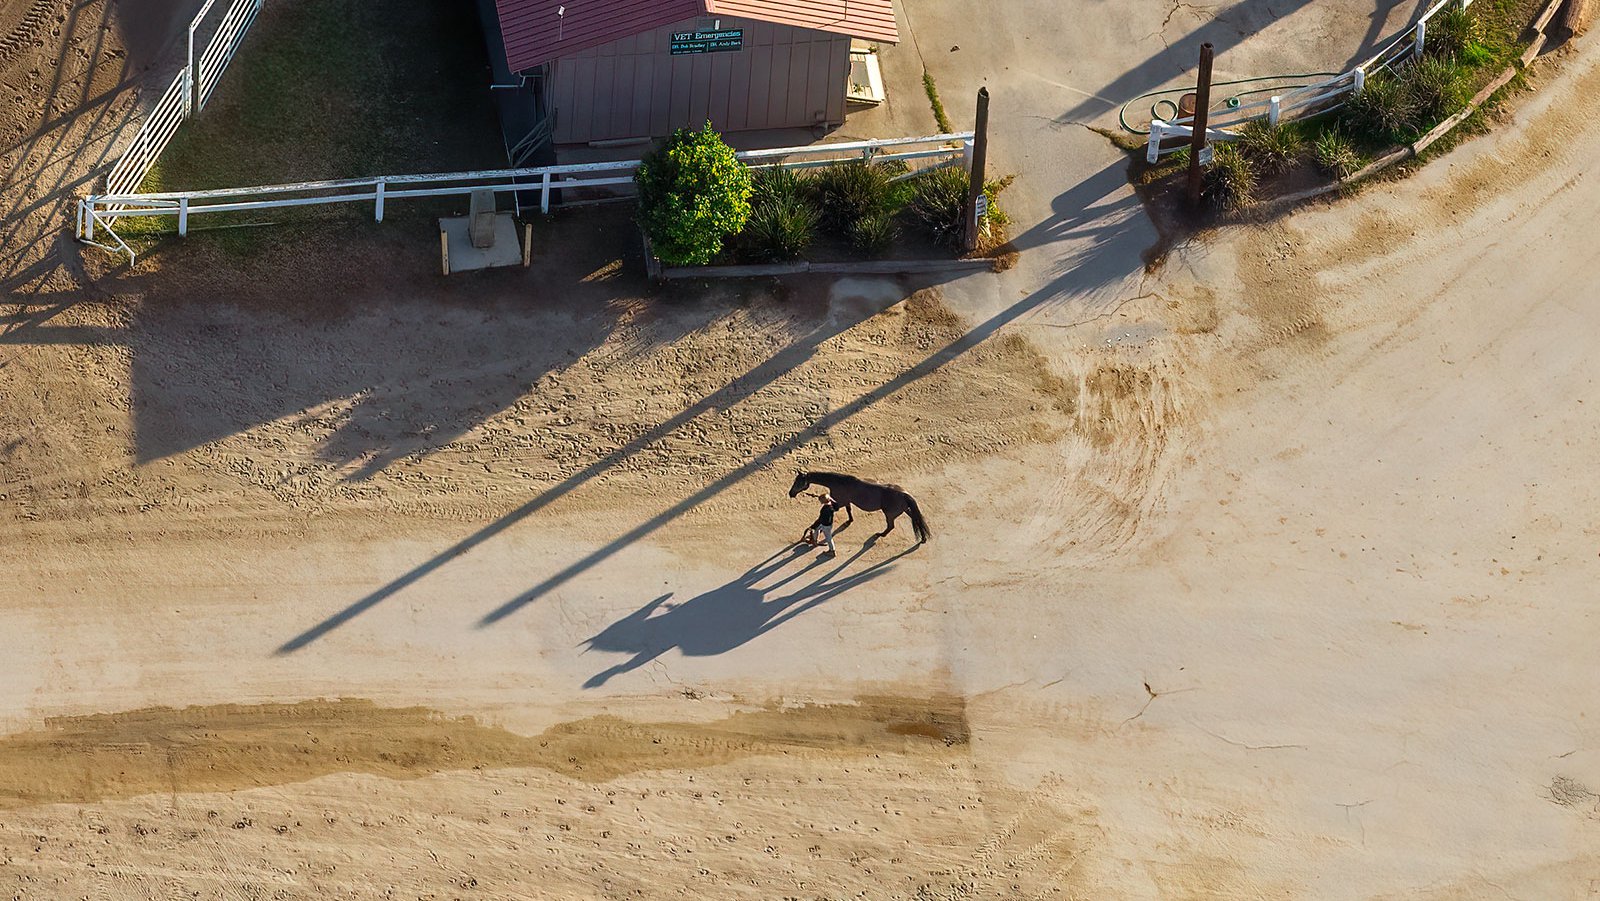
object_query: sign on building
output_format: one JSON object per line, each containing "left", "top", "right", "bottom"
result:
{"left": 670, "top": 29, "right": 744, "bottom": 54}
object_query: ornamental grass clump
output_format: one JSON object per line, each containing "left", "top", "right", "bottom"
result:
{"left": 635, "top": 122, "right": 753, "bottom": 266}
{"left": 1403, "top": 54, "right": 1471, "bottom": 126}
{"left": 809, "top": 160, "right": 908, "bottom": 232}
{"left": 847, "top": 210, "right": 898, "bottom": 255}
{"left": 1235, "top": 120, "right": 1306, "bottom": 177}
{"left": 742, "top": 195, "right": 820, "bottom": 261}
{"left": 1341, "top": 72, "right": 1420, "bottom": 146}
{"left": 1425, "top": 6, "right": 1484, "bottom": 61}
{"left": 1201, "top": 144, "right": 1256, "bottom": 212}
{"left": 750, "top": 165, "right": 809, "bottom": 207}
{"left": 907, "top": 166, "right": 970, "bottom": 248}
{"left": 1312, "top": 128, "right": 1363, "bottom": 179}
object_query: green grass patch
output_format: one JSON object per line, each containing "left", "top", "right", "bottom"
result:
{"left": 145, "top": 0, "right": 503, "bottom": 193}
{"left": 923, "top": 69, "right": 954, "bottom": 133}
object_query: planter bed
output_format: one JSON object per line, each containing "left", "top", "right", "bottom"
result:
{"left": 1131, "top": 0, "right": 1562, "bottom": 225}
{"left": 653, "top": 257, "right": 1001, "bottom": 280}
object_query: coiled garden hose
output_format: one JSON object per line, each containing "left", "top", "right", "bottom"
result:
{"left": 1119, "top": 73, "right": 1340, "bottom": 134}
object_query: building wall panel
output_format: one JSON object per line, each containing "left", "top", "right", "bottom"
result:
{"left": 552, "top": 14, "right": 847, "bottom": 144}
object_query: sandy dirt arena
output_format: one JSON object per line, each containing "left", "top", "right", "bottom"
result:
{"left": 3, "top": 0, "right": 1599, "bottom": 898}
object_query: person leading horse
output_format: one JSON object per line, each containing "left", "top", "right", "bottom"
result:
{"left": 788, "top": 471, "right": 930, "bottom": 544}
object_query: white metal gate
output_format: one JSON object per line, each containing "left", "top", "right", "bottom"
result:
{"left": 101, "top": 0, "right": 265, "bottom": 199}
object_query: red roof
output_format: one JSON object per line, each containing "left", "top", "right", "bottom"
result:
{"left": 496, "top": 0, "right": 898, "bottom": 71}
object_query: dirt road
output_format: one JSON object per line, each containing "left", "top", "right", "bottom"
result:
{"left": 3, "top": 3, "right": 1598, "bottom": 899}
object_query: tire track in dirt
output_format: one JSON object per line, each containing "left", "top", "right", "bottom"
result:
{"left": 0, "top": 0, "right": 59, "bottom": 70}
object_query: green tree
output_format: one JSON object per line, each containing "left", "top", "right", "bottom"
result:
{"left": 635, "top": 123, "right": 753, "bottom": 266}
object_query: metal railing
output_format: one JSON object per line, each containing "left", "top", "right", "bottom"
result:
{"left": 102, "top": 0, "right": 264, "bottom": 198}
{"left": 77, "top": 133, "right": 973, "bottom": 260}
{"left": 1146, "top": 0, "right": 1475, "bottom": 161}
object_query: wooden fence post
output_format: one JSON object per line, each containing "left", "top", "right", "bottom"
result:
{"left": 963, "top": 87, "right": 990, "bottom": 253}
{"left": 1557, "top": 0, "right": 1587, "bottom": 36}
{"left": 1186, "top": 42, "right": 1214, "bottom": 209}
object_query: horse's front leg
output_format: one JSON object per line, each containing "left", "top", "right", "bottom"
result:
{"left": 836, "top": 503, "right": 854, "bottom": 533}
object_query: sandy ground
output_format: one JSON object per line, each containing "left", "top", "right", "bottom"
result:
{"left": 3, "top": 0, "right": 1599, "bottom": 898}
{"left": 1, "top": 0, "right": 200, "bottom": 294}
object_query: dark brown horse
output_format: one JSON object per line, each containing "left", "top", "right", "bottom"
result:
{"left": 788, "top": 471, "right": 930, "bottom": 543}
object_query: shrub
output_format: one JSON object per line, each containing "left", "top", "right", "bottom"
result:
{"left": 1312, "top": 128, "right": 1362, "bottom": 179}
{"left": 1403, "top": 55, "right": 1470, "bottom": 126}
{"left": 847, "top": 211, "right": 898, "bottom": 255}
{"left": 1341, "top": 72, "right": 1419, "bottom": 145}
{"left": 808, "top": 160, "right": 908, "bottom": 230}
{"left": 1201, "top": 144, "right": 1256, "bottom": 212}
{"left": 1235, "top": 120, "right": 1306, "bottom": 177}
{"left": 1426, "top": 6, "right": 1483, "bottom": 61}
{"left": 741, "top": 196, "right": 819, "bottom": 261}
{"left": 907, "top": 166, "right": 969, "bottom": 247}
{"left": 635, "top": 122, "right": 753, "bottom": 266}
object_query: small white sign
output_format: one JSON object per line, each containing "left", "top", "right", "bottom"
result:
{"left": 1198, "top": 144, "right": 1214, "bottom": 166}
{"left": 974, "top": 194, "right": 989, "bottom": 220}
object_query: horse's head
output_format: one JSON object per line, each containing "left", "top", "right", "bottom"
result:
{"left": 787, "top": 470, "right": 809, "bottom": 498}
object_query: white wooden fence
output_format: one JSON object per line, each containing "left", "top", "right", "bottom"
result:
{"left": 101, "top": 0, "right": 264, "bottom": 198}
{"left": 77, "top": 133, "right": 975, "bottom": 260}
{"left": 1146, "top": 0, "right": 1475, "bottom": 161}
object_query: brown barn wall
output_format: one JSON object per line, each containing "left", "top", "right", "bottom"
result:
{"left": 551, "top": 16, "right": 848, "bottom": 144}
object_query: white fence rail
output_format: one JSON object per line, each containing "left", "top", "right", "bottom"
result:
{"left": 196, "top": 0, "right": 264, "bottom": 109}
{"left": 77, "top": 133, "right": 975, "bottom": 260}
{"left": 102, "top": 0, "right": 264, "bottom": 197}
{"left": 1146, "top": 0, "right": 1474, "bottom": 161}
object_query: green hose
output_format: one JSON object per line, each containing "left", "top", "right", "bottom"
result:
{"left": 1119, "top": 72, "right": 1340, "bottom": 134}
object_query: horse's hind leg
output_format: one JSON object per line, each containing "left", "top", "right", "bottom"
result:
{"left": 879, "top": 509, "right": 897, "bottom": 538}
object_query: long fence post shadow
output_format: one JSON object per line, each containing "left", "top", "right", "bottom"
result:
{"left": 473, "top": 272, "right": 1096, "bottom": 627}
{"left": 279, "top": 176, "right": 1150, "bottom": 652}
{"left": 274, "top": 313, "right": 866, "bottom": 654}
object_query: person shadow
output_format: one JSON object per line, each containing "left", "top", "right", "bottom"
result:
{"left": 581, "top": 537, "right": 917, "bottom": 688}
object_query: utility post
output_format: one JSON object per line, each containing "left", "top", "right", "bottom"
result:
{"left": 1185, "top": 42, "right": 1215, "bottom": 209}
{"left": 964, "top": 87, "right": 990, "bottom": 253}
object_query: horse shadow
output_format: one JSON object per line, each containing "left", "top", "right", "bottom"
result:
{"left": 581, "top": 538, "right": 917, "bottom": 688}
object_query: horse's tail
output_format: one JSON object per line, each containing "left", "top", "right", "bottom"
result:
{"left": 903, "top": 492, "right": 931, "bottom": 543}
